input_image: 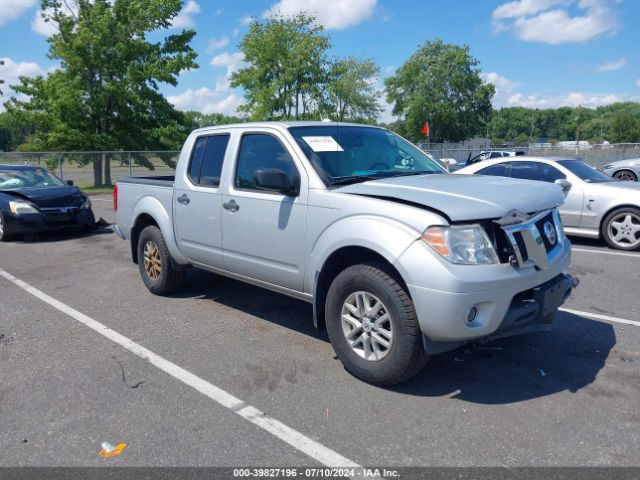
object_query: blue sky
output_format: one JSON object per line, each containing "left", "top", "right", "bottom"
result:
{"left": 1, "top": 0, "right": 639, "bottom": 121}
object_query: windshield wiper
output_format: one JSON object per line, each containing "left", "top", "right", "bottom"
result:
{"left": 330, "top": 174, "right": 384, "bottom": 186}
{"left": 383, "top": 170, "right": 437, "bottom": 178}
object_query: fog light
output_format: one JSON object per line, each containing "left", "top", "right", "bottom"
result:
{"left": 466, "top": 306, "right": 478, "bottom": 324}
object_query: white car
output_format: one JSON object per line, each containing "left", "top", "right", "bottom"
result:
{"left": 455, "top": 156, "right": 640, "bottom": 251}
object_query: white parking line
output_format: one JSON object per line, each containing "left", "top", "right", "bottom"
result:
{"left": 89, "top": 197, "right": 112, "bottom": 202}
{"left": 0, "top": 268, "right": 359, "bottom": 468}
{"left": 560, "top": 308, "right": 640, "bottom": 327}
{"left": 572, "top": 247, "right": 640, "bottom": 258}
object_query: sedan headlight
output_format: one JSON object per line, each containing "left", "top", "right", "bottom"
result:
{"left": 9, "top": 201, "right": 40, "bottom": 215}
{"left": 80, "top": 198, "right": 92, "bottom": 209}
{"left": 422, "top": 224, "right": 499, "bottom": 265}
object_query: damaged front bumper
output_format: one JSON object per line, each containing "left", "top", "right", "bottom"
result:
{"left": 3, "top": 208, "right": 96, "bottom": 236}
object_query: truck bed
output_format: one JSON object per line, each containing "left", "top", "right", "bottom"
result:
{"left": 117, "top": 175, "right": 175, "bottom": 187}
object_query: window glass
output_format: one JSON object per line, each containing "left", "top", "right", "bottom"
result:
{"left": 288, "top": 126, "right": 443, "bottom": 185}
{"left": 510, "top": 161, "right": 565, "bottom": 183}
{"left": 236, "top": 134, "right": 298, "bottom": 191}
{"left": 477, "top": 163, "right": 510, "bottom": 177}
{"left": 489, "top": 152, "right": 503, "bottom": 159}
{"left": 188, "top": 137, "right": 207, "bottom": 184}
{"left": 558, "top": 160, "right": 612, "bottom": 183}
{"left": 199, "top": 135, "right": 230, "bottom": 186}
{"left": 188, "top": 135, "right": 229, "bottom": 186}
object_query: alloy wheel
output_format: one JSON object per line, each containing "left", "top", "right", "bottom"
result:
{"left": 143, "top": 240, "right": 162, "bottom": 280}
{"left": 341, "top": 291, "right": 393, "bottom": 361}
{"left": 608, "top": 213, "right": 640, "bottom": 249}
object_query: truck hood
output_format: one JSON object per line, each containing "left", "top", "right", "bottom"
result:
{"left": 336, "top": 174, "right": 565, "bottom": 222}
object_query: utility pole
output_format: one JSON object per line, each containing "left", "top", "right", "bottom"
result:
{"left": 575, "top": 105, "right": 581, "bottom": 156}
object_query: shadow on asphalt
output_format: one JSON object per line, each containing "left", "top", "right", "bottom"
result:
{"left": 15, "top": 225, "right": 114, "bottom": 243}
{"left": 395, "top": 311, "right": 615, "bottom": 403}
{"left": 174, "top": 269, "right": 615, "bottom": 403}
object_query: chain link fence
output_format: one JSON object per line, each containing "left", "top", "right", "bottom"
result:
{"left": 0, "top": 151, "right": 179, "bottom": 187}
{"left": 419, "top": 142, "right": 640, "bottom": 169}
{"left": 1, "top": 143, "right": 639, "bottom": 187}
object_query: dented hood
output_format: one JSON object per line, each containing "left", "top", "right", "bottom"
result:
{"left": 336, "top": 174, "right": 565, "bottom": 222}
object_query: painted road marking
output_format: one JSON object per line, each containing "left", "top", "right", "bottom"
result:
{"left": 0, "top": 268, "right": 359, "bottom": 468}
{"left": 572, "top": 247, "right": 640, "bottom": 259}
{"left": 560, "top": 308, "right": 640, "bottom": 327}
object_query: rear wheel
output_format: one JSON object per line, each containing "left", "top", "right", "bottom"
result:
{"left": 602, "top": 207, "right": 640, "bottom": 251}
{"left": 325, "top": 262, "right": 428, "bottom": 387}
{"left": 137, "top": 225, "right": 184, "bottom": 295}
{"left": 0, "top": 213, "right": 14, "bottom": 242}
{"left": 613, "top": 170, "right": 638, "bottom": 182}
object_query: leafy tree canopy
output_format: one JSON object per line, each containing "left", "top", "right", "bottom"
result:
{"left": 385, "top": 39, "right": 495, "bottom": 143}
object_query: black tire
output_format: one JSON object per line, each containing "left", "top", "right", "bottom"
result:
{"left": 613, "top": 170, "right": 638, "bottom": 182}
{"left": 601, "top": 207, "right": 640, "bottom": 251}
{"left": 0, "top": 213, "right": 14, "bottom": 242}
{"left": 325, "top": 262, "right": 428, "bottom": 387}
{"left": 137, "top": 225, "right": 184, "bottom": 295}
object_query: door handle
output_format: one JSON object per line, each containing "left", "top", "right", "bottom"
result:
{"left": 177, "top": 194, "right": 190, "bottom": 205}
{"left": 223, "top": 199, "right": 239, "bottom": 212}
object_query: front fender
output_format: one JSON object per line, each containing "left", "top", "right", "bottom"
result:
{"left": 306, "top": 215, "right": 421, "bottom": 294}
{"left": 130, "top": 195, "right": 189, "bottom": 265}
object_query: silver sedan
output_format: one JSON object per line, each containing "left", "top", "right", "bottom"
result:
{"left": 603, "top": 158, "right": 640, "bottom": 182}
{"left": 455, "top": 157, "right": 640, "bottom": 251}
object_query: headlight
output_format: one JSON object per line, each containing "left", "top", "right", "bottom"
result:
{"left": 422, "top": 224, "right": 499, "bottom": 265}
{"left": 604, "top": 164, "right": 613, "bottom": 170}
{"left": 80, "top": 198, "right": 92, "bottom": 209}
{"left": 9, "top": 201, "right": 40, "bottom": 215}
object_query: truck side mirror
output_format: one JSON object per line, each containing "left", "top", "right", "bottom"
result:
{"left": 66, "top": 180, "right": 74, "bottom": 186}
{"left": 554, "top": 179, "right": 572, "bottom": 191}
{"left": 254, "top": 168, "right": 299, "bottom": 196}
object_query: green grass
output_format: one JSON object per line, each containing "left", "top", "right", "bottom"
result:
{"left": 73, "top": 180, "right": 115, "bottom": 195}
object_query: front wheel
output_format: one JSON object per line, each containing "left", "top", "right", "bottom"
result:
{"left": 613, "top": 170, "right": 638, "bottom": 182}
{"left": 0, "top": 213, "right": 14, "bottom": 242}
{"left": 325, "top": 262, "right": 428, "bottom": 387}
{"left": 602, "top": 207, "right": 640, "bottom": 251}
{"left": 137, "top": 225, "right": 185, "bottom": 295}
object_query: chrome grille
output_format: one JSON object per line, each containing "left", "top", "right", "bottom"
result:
{"left": 500, "top": 209, "right": 564, "bottom": 269}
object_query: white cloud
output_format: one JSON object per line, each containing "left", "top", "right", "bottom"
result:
{"left": 263, "top": 0, "right": 377, "bottom": 30}
{"left": 171, "top": 0, "right": 200, "bottom": 28}
{"left": 31, "top": 9, "right": 57, "bottom": 36}
{"left": 507, "top": 91, "right": 632, "bottom": 108}
{"left": 596, "top": 57, "right": 627, "bottom": 72}
{"left": 210, "top": 51, "right": 245, "bottom": 77}
{"left": 167, "top": 87, "right": 244, "bottom": 116}
{"left": 0, "top": 57, "right": 46, "bottom": 110}
{"left": 239, "top": 15, "right": 253, "bottom": 25}
{"left": 0, "top": 0, "right": 37, "bottom": 25}
{"left": 492, "top": 0, "right": 619, "bottom": 44}
{"left": 206, "top": 36, "right": 230, "bottom": 52}
{"left": 482, "top": 72, "right": 519, "bottom": 107}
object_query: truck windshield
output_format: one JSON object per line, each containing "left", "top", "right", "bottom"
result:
{"left": 0, "top": 168, "right": 66, "bottom": 190}
{"left": 288, "top": 125, "right": 445, "bottom": 186}
{"left": 557, "top": 160, "right": 613, "bottom": 183}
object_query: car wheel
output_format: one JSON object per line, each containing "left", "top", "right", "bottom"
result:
{"left": 137, "top": 225, "right": 185, "bottom": 295}
{"left": 602, "top": 207, "right": 640, "bottom": 251}
{"left": 613, "top": 170, "right": 638, "bottom": 182}
{"left": 325, "top": 262, "right": 428, "bottom": 386}
{"left": 0, "top": 213, "right": 14, "bottom": 242}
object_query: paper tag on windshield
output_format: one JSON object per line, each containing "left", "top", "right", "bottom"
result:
{"left": 302, "top": 136, "right": 344, "bottom": 152}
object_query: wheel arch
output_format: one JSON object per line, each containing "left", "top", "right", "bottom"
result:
{"left": 312, "top": 245, "right": 410, "bottom": 330}
{"left": 130, "top": 213, "right": 159, "bottom": 264}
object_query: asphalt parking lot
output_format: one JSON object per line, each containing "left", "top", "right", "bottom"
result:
{"left": 0, "top": 196, "right": 639, "bottom": 468}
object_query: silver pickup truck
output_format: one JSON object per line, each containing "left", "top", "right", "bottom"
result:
{"left": 114, "top": 121, "right": 578, "bottom": 386}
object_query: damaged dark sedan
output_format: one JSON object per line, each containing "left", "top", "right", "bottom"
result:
{"left": 0, "top": 165, "right": 96, "bottom": 241}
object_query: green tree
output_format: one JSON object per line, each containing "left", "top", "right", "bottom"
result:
{"left": 323, "top": 57, "right": 381, "bottom": 122}
{"left": 0, "top": 59, "right": 4, "bottom": 95}
{"left": 231, "top": 14, "right": 330, "bottom": 120}
{"left": 609, "top": 111, "right": 640, "bottom": 143}
{"left": 385, "top": 39, "right": 494, "bottom": 142}
{"left": 6, "top": 0, "right": 197, "bottom": 186}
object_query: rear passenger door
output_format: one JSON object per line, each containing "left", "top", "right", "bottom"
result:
{"left": 174, "top": 133, "right": 230, "bottom": 267}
